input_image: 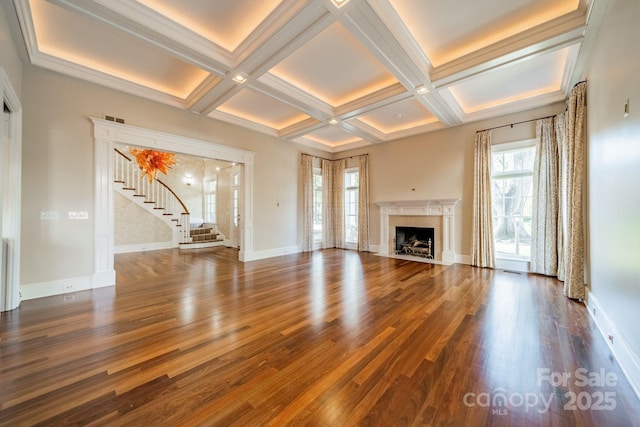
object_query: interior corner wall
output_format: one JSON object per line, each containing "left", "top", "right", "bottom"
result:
{"left": 585, "top": 0, "right": 640, "bottom": 378}
{"left": 0, "top": 2, "right": 22, "bottom": 98}
{"left": 20, "top": 65, "right": 304, "bottom": 288}
{"left": 339, "top": 103, "right": 565, "bottom": 259}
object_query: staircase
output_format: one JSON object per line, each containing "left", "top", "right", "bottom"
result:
{"left": 186, "top": 224, "right": 224, "bottom": 249}
{"left": 114, "top": 148, "right": 225, "bottom": 250}
{"left": 114, "top": 148, "right": 191, "bottom": 246}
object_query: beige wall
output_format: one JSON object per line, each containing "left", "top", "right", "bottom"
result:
{"left": 586, "top": 0, "right": 640, "bottom": 359}
{"left": 340, "top": 103, "right": 565, "bottom": 258}
{"left": 20, "top": 64, "right": 308, "bottom": 285}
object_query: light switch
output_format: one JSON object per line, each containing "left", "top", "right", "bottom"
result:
{"left": 68, "top": 211, "right": 89, "bottom": 220}
{"left": 40, "top": 211, "right": 59, "bottom": 221}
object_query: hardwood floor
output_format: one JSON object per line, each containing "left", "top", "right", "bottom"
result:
{"left": 1, "top": 247, "right": 639, "bottom": 426}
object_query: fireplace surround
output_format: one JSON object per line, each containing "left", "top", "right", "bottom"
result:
{"left": 376, "top": 199, "right": 459, "bottom": 265}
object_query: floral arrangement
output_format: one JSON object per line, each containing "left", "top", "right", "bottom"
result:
{"left": 129, "top": 148, "right": 176, "bottom": 183}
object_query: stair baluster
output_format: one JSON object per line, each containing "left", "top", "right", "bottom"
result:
{"left": 113, "top": 148, "right": 191, "bottom": 244}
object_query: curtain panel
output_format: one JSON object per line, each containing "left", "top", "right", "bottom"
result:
{"left": 321, "top": 159, "right": 335, "bottom": 249}
{"left": 555, "top": 113, "right": 566, "bottom": 282}
{"left": 471, "top": 130, "right": 496, "bottom": 268}
{"left": 357, "top": 155, "right": 371, "bottom": 251}
{"left": 563, "top": 82, "right": 587, "bottom": 300}
{"left": 332, "top": 160, "right": 346, "bottom": 249}
{"left": 531, "top": 117, "right": 560, "bottom": 276}
{"left": 300, "top": 154, "right": 314, "bottom": 252}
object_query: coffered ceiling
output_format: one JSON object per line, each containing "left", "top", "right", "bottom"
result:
{"left": 13, "top": 0, "right": 593, "bottom": 152}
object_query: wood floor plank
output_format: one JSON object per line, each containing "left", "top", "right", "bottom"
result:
{"left": 1, "top": 247, "right": 639, "bottom": 426}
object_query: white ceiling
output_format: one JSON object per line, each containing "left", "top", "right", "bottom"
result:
{"left": 12, "top": 0, "right": 592, "bottom": 152}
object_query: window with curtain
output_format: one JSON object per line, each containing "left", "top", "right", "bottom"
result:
{"left": 313, "top": 168, "right": 322, "bottom": 243}
{"left": 344, "top": 168, "right": 359, "bottom": 245}
{"left": 204, "top": 175, "right": 217, "bottom": 223}
{"left": 491, "top": 140, "right": 536, "bottom": 259}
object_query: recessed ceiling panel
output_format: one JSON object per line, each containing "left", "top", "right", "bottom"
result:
{"left": 302, "top": 126, "right": 362, "bottom": 147}
{"left": 216, "top": 89, "right": 310, "bottom": 130}
{"left": 448, "top": 47, "right": 572, "bottom": 113}
{"left": 136, "top": 0, "right": 283, "bottom": 52}
{"left": 357, "top": 98, "right": 438, "bottom": 134}
{"left": 389, "top": 0, "right": 579, "bottom": 66}
{"left": 30, "top": 0, "right": 208, "bottom": 98}
{"left": 269, "top": 22, "right": 398, "bottom": 107}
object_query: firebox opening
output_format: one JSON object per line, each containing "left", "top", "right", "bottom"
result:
{"left": 395, "top": 226, "right": 435, "bottom": 259}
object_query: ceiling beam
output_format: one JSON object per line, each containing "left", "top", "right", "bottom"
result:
{"left": 431, "top": 10, "right": 587, "bottom": 87}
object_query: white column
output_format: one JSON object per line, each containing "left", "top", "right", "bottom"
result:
{"left": 379, "top": 211, "right": 389, "bottom": 254}
{"left": 93, "top": 129, "right": 116, "bottom": 288}
{"left": 441, "top": 200, "right": 457, "bottom": 264}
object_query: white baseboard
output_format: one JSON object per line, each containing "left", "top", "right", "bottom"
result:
{"left": 495, "top": 257, "right": 530, "bottom": 273}
{"left": 369, "top": 244, "right": 380, "bottom": 253}
{"left": 179, "top": 240, "right": 224, "bottom": 250}
{"left": 21, "top": 270, "right": 116, "bottom": 301}
{"left": 455, "top": 254, "right": 472, "bottom": 265}
{"left": 21, "top": 275, "right": 93, "bottom": 300}
{"left": 240, "top": 245, "right": 301, "bottom": 262}
{"left": 587, "top": 291, "right": 640, "bottom": 402}
{"left": 115, "top": 241, "right": 175, "bottom": 254}
{"left": 93, "top": 269, "right": 116, "bottom": 288}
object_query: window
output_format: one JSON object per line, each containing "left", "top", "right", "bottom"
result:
{"left": 491, "top": 141, "right": 535, "bottom": 258}
{"left": 344, "top": 169, "right": 359, "bottom": 244}
{"left": 313, "top": 169, "right": 322, "bottom": 243}
{"left": 204, "top": 176, "right": 217, "bottom": 223}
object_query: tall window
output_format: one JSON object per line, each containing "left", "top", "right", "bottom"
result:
{"left": 313, "top": 169, "right": 322, "bottom": 243}
{"left": 491, "top": 141, "right": 535, "bottom": 258}
{"left": 344, "top": 169, "right": 359, "bottom": 244}
{"left": 204, "top": 176, "right": 217, "bottom": 223}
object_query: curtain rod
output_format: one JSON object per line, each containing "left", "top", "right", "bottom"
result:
{"left": 477, "top": 79, "right": 587, "bottom": 134}
{"left": 301, "top": 153, "right": 368, "bottom": 162}
{"left": 476, "top": 114, "right": 557, "bottom": 133}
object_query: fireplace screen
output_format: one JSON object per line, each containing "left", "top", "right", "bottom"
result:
{"left": 395, "top": 226, "right": 435, "bottom": 259}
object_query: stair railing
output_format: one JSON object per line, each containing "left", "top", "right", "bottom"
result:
{"left": 114, "top": 148, "right": 191, "bottom": 243}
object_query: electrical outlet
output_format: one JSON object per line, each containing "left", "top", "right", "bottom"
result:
{"left": 63, "top": 294, "right": 75, "bottom": 302}
{"left": 608, "top": 334, "right": 614, "bottom": 344}
{"left": 63, "top": 284, "right": 75, "bottom": 291}
{"left": 592, "top": 307, "right": 596, "bottom": 316}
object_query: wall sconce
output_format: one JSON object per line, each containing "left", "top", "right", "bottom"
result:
{"left": 185, "top": 174, "right": 193, "bottom": 186}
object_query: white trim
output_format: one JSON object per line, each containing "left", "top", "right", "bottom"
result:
{"left": 492, "top": 138, "right": 536, "bottom": 152}
{"left": 0, "top": 68, "right": 22, "bottom": 312}
{"left": 115, "top": 242, "right": 175, "bottom": 254}
{"left": 240, "top": 245, "right": 302, "bottom": 262}
{"left": 375, "top": 199, "right": 460, "bottom": 265}
{"left": 21, "top": 275, "right": 93, "bottom": 300}
{"left": 179, "top": 241, "right": 224, "bottom": 250}
{"left": 92, "top": 118, "right": 257, "bottom": 292}
{"left": 495, "top": 257, "right": 530, "bottom": 273}
{"left": 587, "top": 292, "right": 640, "bottom": 402}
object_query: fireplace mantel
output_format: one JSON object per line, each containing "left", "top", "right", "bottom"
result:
{"left": 376, "top": 199, "right": 460, "bottom": 265}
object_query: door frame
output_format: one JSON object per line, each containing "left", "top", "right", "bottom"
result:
{"left": 92, "top": 118, "right": 255, "bottom": 288}
{"left": 0, "top": 68, "right": 22, "bottom": 312}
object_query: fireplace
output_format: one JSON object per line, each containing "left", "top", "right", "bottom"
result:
{"left": 375, "top": 199, "right": 460, "bottom": 265}
{"left": 395, "top": 227, "right": 435, "bottom": 259}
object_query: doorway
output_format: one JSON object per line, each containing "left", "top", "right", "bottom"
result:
{"left": 92, "top": 118, "right": 256, "bottom": 288}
